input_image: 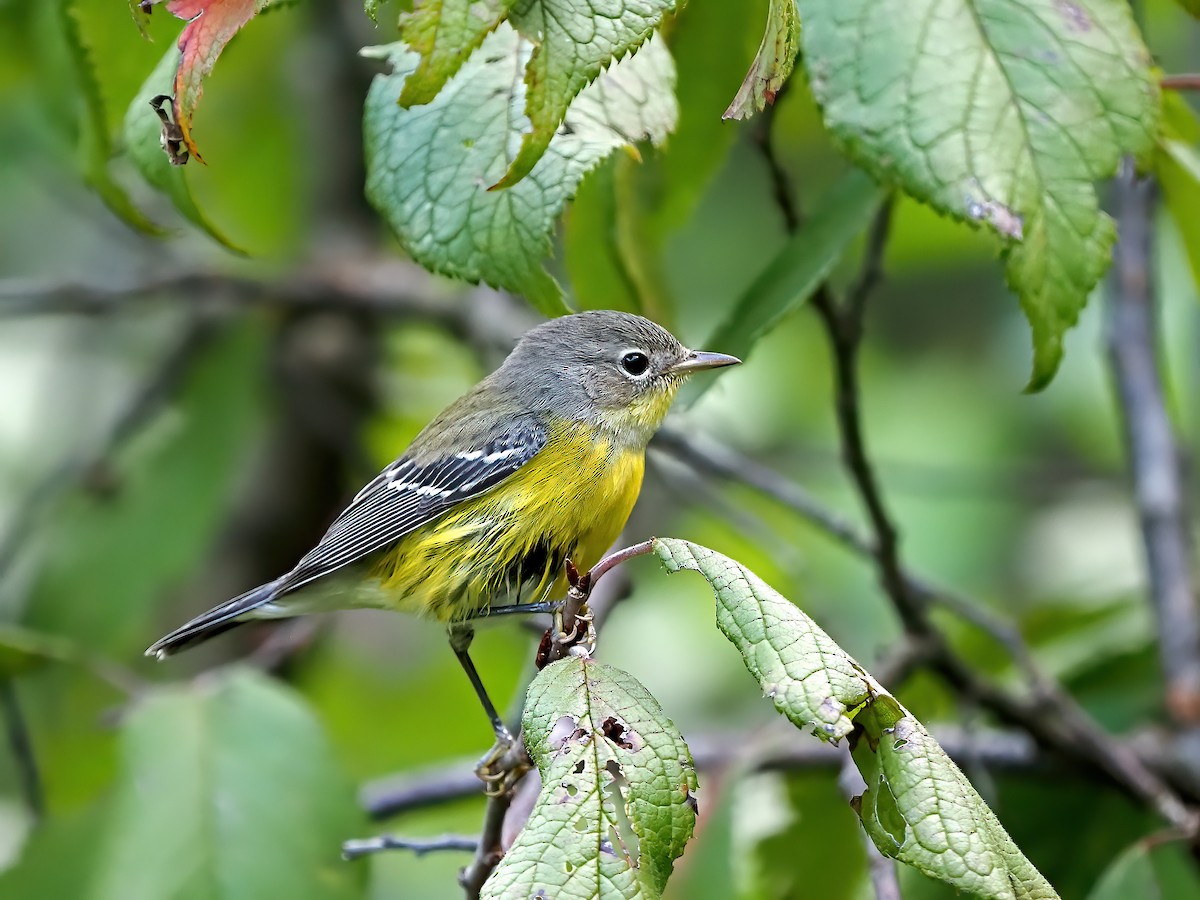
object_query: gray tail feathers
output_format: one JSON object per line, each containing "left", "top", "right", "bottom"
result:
{"left": 145, "top": 577, "right": 286, "bottom": 660}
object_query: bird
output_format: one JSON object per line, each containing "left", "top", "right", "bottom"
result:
{"left": 146, "top": 310, "right": 739, "bottom": 752}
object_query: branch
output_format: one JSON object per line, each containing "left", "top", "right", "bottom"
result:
{"left": 360, "top": 726, "right": 1045, "bottom": 820}
{"left": 749, "top": 119, "right": 1200, "bottom": 834}
{"left": 342, "top": 834, "right": 478, "bottom": 860}
{"left": 0, "top": 261, "right": 536, "bottom": 354}
{"left": 1106, "top": 161, "right": 1200, "bottom": 725}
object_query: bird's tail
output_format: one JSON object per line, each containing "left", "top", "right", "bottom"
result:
{"left": 145, "top": 577, "right": 287, "bottom": 660}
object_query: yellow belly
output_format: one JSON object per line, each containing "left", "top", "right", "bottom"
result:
{"left": 369, "top": 420, "right": 645, "bottom": 621}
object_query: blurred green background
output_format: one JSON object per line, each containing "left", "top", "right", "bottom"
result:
{"left": 0, "top": 0, "right": 1199, "bottom": 897}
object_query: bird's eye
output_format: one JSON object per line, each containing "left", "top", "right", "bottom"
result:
{"left": 620, "top": 351, "right": 650, "bottom": 376}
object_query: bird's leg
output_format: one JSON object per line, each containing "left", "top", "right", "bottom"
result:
{"left": 471, "top": 599, "right": 562, "bottom": 619}
{"left": 447, "top": 624, "right": 529, "bottom": 794}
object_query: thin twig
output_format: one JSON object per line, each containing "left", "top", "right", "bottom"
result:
{"left": 1106, "top": 161, "right": 1200, "bottom": 725}
{"left": 1, "top": 681, "right": 43, "bottom": 821}
{"left": 749, "top": 114, "right": 1200, "bottom": 833}
{"left": 343, "top": 833, "right": 478, "bottom": 860}
{"left": 459, "top": 788, "right": 513, "bottom": 899}
{"left": 1163, "top": 74, "right": 1200, "bottom": 91}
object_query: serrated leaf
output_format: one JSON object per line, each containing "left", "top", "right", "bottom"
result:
{"left": 483, "top": 657, "right": 697, "bottom": 899}
{"left": 163, "top": 0, "right": 274, "bottom": 163}
{"left": 122, "top": 46, "right": 243, "bottom": 251}
{"left": 57, "top": 0, "right": 165, "bottom": 234}
{"left": 724, "top": 0, "right": 799, "bottom": 120}
{"left": 496, "top": 0, "right": 676, "bottom": 188}
{"left": 397, "top": 0, "right": 515, "bottom": 107}
{"left": 796, "top": 0, "right": 1158, "bottom": 389}
{"left": 853, "top": 701, "right": 1059, "bottom": 900}
{"left": 653, "top": 537, "right": 1060, "bottom": 900}
{"left": 704, "top": 167, "right": 884, "bottom": 364}
{"left": 364, "top": 24, "right": 676, "bottom": 316}
{"left": 88, "top": 668, "right": 362, "bottom": 900}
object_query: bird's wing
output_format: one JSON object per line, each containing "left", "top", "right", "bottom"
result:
{"left": 277, "top": 417, "right": 548, "bottom": 595}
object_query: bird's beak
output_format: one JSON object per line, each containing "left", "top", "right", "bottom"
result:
{"left": 669, "top": 349, "right": 742, "bottom": 374}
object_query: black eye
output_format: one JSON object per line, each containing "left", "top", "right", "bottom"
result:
{"left": 621, "top": 351, "right": 650, "bottom": 376}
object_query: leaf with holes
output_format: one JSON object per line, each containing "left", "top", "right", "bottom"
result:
{"left": 397, "top": 0, "right": 515, "bottom": 107}
{"left": 654, "top": 537, "right": 1060, "bottom": 900}
{"left": 482, "top": 657, "right": 697, "bottom": 899}
{"left": 796, "top": 0, "right": 1158, "bottom": 389}
{"left": 724, "top": 0, "right": 800, "bottom": 120}
{"left": 162, "top": 0, "right": 274, "bottom": 163}
{"left": 495, "top": 0, "right": 677, "bottom": 188}
{"left": 364, "top": 24, "right": 676, "bottom": 316}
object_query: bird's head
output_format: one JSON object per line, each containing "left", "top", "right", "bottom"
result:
{"left": 503, "top": 311, "right": 740, "bottom": 446}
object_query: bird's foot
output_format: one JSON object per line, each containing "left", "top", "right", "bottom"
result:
{"left": 474, "top": 730, "right": 531, "bottom": 797}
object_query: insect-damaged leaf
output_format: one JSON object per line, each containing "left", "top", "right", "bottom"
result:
{"left": 654, "top": 538, "right": 1060, "bottom": 900}
{"left": 483, "top": 657, "right": 697, "bottom": 899}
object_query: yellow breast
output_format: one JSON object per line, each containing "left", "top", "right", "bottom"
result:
{"left": 371, "top": 420, "right": 645, "bottom": 620}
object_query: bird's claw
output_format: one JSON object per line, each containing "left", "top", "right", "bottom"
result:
{"left": 474, "top": 733, "right": 531, "bottom": 796}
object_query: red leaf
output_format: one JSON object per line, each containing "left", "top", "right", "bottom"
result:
{"left": 165, "top": 0, "right": 268, "bottom": 163}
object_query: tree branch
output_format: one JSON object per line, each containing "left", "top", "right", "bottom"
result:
{"left": 342, "top": 834, "right": 478, "bottom": 860}
{"left": 360, "top": 726, "right": 1045, "bottom": 821}
{"left": 1162, "top": 74, "right": 1200, "bottom": 91}
{"left": 1106, "top": 161, "right": 1200, "bottom": 725}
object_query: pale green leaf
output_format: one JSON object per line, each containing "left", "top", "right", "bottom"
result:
{"left": 483, "top": 657, "right": 697, "bottom": 899}
{"left": 854, "top": 698, "right": 1059, "bottom": 900}
{"left": 364, "top": 24, "right": 676, "bottom": 316}
{"left": 796, "top": 0, "right": 1158, "bottom": 389}
{"left": 1088, "top": 841, "right": 1200, "bottom": 899}
{"left": 723, "top": 0, "right": 799, "bottom": 120}
{"left": 1157, "top": 93, "right": 1200, "bottom": 291}
{"left": 497, "top": 0, "right": 676, "bottom": 187}
{"left": 653, "top": 537, "right": 1060, "bottom": 900}
{"left": 122, "top": 46, "right": 244, "bottom": 253}
{"left": 89, "top": 668, "right": 363, "bottom": 900}
{"left": 398, "top": 0, "right": 515, "bottom": 107}
{"left": 704, "top": 167, "right": 884, "bottom": 363}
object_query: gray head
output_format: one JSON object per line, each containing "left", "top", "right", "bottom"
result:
{"left": 496, "top": 311, "right": 739, "bottom": 440}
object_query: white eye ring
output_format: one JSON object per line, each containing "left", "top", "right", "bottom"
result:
{"left": 619, "top": 349, "right": 651, "bottom": 378}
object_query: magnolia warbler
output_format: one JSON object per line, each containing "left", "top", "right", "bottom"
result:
{"left": 147, "top": 311, "right": 738, "bottom": 750}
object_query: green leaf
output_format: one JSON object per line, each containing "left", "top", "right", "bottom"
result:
{"left": 1175, "top": 0, "right": 1200, "bottom": 17}
{"left": 723, "top": 0, "right": 799, "bottom": 120}
{"left": 1157, "top": 93, "right": 1200, "bottom": 291}
{"left": 704, "top": 167, "right": 884, "bottom": 363}
{"left": 1088, "top": 841, "right": 1200, "bottom": 899}
{"left": 397, "top": 0, "right": 515, "bottom": 107}
{"left": 497, "top": 0, "right": 677, "bottom": 188}
{"left": 122, "top": 46, "right": 244, "bottom": 253}
{"left": 364, "top": 24, "right": 676, "bottom": 317}
{"left": 653, "top": 537, "right": 1060, "bottom": 900}
{"left": 483, "top": 657, "right": 697, "bottom": 899}
{"left": 89, "top": 668, "right": 363, "bottom": 900}
{"left": 796, "top": 0, "right": 1159, "bottom": 389}
{"left": 0, "top": 624, "right": 79, "bottom": 678}
{"left": 57, "top": 0, "right": 165, "bottom": 235}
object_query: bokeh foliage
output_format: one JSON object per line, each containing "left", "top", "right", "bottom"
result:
{"left": 0, "top": 0, "right": 1199, "bottom": 897}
